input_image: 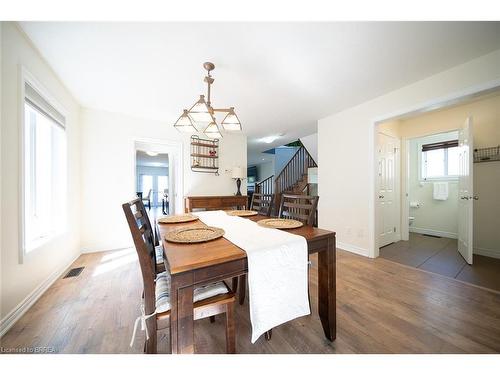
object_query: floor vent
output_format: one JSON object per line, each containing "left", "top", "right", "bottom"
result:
{"left": 423, "top": 234, "right": 442, "bottom": 239}
{"left": 63, "top": 267, "right": 84, "bottom": 278}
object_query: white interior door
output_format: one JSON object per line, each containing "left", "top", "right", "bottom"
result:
{"left": 458, "top": 117, "right": 474, "bottom": 264}
{"left": 378, "top": 133, "right": 400, "bottom": 248}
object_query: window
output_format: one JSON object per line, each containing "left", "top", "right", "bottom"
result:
{"left": 23, "top": 81, "right": 67, "bottom": 254}
{"left": 420, "top": 139, "right": 459, "bottom": 180}
{"left": 157, "top": 176, "right": 169, "bottom": 205}
{"left": 141, "top": 175, "right": 153, "bottom": 198}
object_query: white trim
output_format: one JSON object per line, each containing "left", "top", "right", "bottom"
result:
{"left": 410, "top": 227, "right": 457, "bottom": 239}
{"left": 0, "top": 252, "right": 80, "bottom": 337}
{"left": 474, "top": 247, "right": 500, "bottom": 260}
{"left": 401, "top": 139, "right": 410, "bottom": 241}
{"left": 371, "top": 79, "right": 500, "bottom": 259}
{"left": 337, "top": 241, "right": 370, "bottom": 257}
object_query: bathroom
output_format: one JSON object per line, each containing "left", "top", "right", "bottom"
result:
{"left": 377, "top": 90, "right": 500, "bottom": 291}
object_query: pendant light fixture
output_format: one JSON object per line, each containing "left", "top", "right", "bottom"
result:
{"left": 173, "top": 62, "right": 242, "bottom": 138}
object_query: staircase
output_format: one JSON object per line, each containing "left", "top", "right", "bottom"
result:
{"left": 255, "top": 145, "right": 317, "bottom": 211}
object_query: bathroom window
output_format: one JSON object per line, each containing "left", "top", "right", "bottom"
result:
{"left": 420, "top": 140, "right": 459, "bottom": 180}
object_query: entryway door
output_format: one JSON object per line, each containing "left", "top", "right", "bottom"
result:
{"left": 378, "top": 133, "right": 400, "bottom": 248}
{"left": 458, "top": 117, "right": 474, "bottom": 264}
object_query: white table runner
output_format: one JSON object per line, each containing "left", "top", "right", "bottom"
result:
{"left": 195, "top": 210, "right": 310, "bottom": 343}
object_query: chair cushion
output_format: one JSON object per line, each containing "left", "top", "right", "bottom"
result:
{"left": 155, "top": 271, "right": 229, "bottom": 314}
{"left": 155, "top": 245, "right": 163, "bottom": 265}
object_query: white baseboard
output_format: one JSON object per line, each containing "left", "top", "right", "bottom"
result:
{"left": 410, "top": 227, "right": 457, "bottom": 239}
{"left": 0, "top": 253, "right": 81, "bottom": 337}
{"left": 474, "top": 246, "right": 500, "bottom": 260}
{"left": 337, "top": 241, "right": 369, "bottom": 257}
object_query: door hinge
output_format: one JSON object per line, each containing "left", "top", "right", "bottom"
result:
{"left": 394, "top": 227, "right": 396, "bottom": 233}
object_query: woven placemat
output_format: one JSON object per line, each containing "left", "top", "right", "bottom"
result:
{"left": 165, "top": 226, "right": 225, "bottom": 243}
{"left": 226, "top": 210, "right": 259, "bottom": 217}
{"left": 257, "top": 218, "right": 303, "bottom": 229}
{"left": 158, "top": 214, "right": 198, "bottom": 224}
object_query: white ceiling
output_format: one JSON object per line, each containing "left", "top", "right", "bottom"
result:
{"left": 20, "top": 22, "right": 500, "bottom": 158}
{"left": 136, "top": 151, "right": 168, "bottom": 168}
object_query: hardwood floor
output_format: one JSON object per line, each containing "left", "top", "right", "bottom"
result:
{"left": 380, "top": 233, "right": 500, "bottom": 291}
{"left": 1, "top": 248, "right": 500, "bottom": 353}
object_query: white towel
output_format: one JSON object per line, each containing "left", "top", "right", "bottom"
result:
{"left": 195, "top": 210, "right": 310, "bottom": 343}
{"left": 433, "top": 182, "right": 449, "bottom": 200}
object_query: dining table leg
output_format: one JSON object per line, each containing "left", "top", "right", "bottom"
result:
{"left": 317, "top": 235, "right": 336, "bottom": 341}
{"left": 169, "top": 272, "right": 195, "bottom": 354}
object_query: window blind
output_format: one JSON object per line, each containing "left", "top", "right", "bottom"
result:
{"left": 421, "top": 140, "right": 458, "bottom": 152}
{"left": 25, "top": 82, "right": 66, "bottom": 128}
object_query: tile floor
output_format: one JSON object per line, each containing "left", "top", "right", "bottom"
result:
{"left": 380, "top": 233, "right": 500, "bottom": 292}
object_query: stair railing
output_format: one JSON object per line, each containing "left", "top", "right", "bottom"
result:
{"left": 255, "top": 174, "right": 274, "bottom": 195}
{"left": 274, "top": 146, "right": 317, "bottom": 197}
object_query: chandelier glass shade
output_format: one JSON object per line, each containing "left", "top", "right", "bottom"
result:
{"left": 204, "top": 121, "right": 223, "bottom": 139}
{"left": 221, "top": 107, "right": 242, "bottom": 131}
{"left": 173, "top": 109, "right": 197, "bottom": 133}
{"left": 174, "top": 62, "right": 242, "bottom": 138}
{"left": 187, "top": 95, "right": 213, "bottom": 124}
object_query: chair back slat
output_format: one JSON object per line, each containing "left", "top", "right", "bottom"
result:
{"left": 122, "top": 198, "right": 157, "bottom": 314}
{"left": 278, "top": 194, "right": 319, "bottom": 226}
{"left": 250, "top": 193, "right": 274, "bottom": 216}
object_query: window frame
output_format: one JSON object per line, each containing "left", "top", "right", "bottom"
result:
{"left": 417, "top": 138, "right": 459, "bottom": 182}
{"left": 19, "top": 66, "right": 69, "bottom": 263}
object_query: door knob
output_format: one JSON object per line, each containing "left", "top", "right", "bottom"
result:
{"left": 379, "top": 195, "right": 384, "bottom": 199}
{"left": 472, "top": 196, "right": 479, "bottom": 200}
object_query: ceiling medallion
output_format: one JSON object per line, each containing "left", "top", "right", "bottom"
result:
{"left": 174, "top": 62, "right": 242, "bottom": 138}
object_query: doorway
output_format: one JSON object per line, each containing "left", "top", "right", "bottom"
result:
{"left": 380, "top": 129, "right": 467, "bottom": 275}
{"left": 374, "top": 90, "right": 500, "bottom": 292}
{"left": 134, "top": 139, "right": 184, "bottom": 217}
{"left": 136, "top": 150, "right": 169, "bottom": 215}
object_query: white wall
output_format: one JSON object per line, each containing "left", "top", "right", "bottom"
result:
{"left": 408, "top": 132, "right": 459, "bottom": 238}
{"left": 80, "top": 108, "right": 246, "bottom": 253}
{"left": 300, "top": 133, "right": 318, "bottom": 163}
{"left": 318, "top": 49, "right": 500, "bottom": 257}
{"left": 1, "top": 23, "right": 82, "bottom": 322}
{"left": 256, "top": 161, "right": 274, "bottom": 182}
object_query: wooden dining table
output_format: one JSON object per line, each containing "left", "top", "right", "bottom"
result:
{"left": 157, "top": 214, "right": 336, "bottom": 354}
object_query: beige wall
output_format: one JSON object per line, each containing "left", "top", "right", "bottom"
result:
{"left": 378, "top": 120, "right": 401, "bottom": 138}
{"left": 1, "top": 23, "right": 82, "bottom": 322}
{"left": 318, "top": 48, "right": 500, "bottom": 257}
{"left": 398, "top": 94, "right": 500, "bottom": 258}
{"left": 407, "top": 132, "right": 459, "bottom": 238}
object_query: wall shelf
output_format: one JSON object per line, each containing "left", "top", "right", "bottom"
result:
{"left": 474, "top": 146, "right": 500, "bottom": 163}
{"left": 191, "top": 142, "right": 219, "bottom": 148}
{"left": 190, "top": 135, "right": 219, "bottom": 175}
{"left": 191, "top": 153, "right": 218, "bottom": 159}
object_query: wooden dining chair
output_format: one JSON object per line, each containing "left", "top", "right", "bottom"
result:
{"left": 142, "top": 189, "right": 152, "bottom": 210}
{"left": 123, "top": 198, "right": 236, "bottom": 354}
{"left": 249, "top": 193, "right": 274, "bottom": 216}
{"left": 278, "top": 193, "right": 319, "bottom": 226}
